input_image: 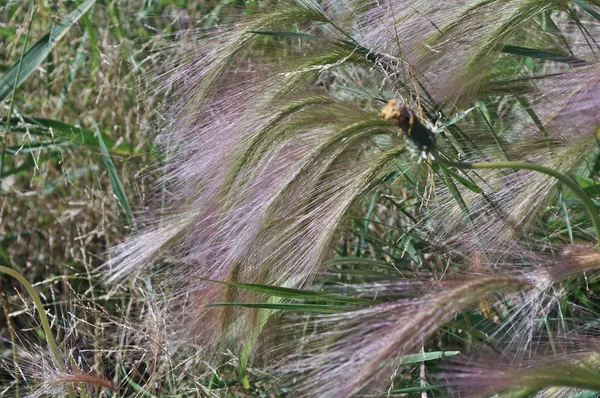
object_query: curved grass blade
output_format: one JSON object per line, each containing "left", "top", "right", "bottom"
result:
{"left": 0, "top": 0, "right": 96, "bottom": 102}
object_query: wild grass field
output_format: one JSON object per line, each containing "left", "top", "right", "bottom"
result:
{"left": 2, "top": 0, "right": 600, "bottom": 397}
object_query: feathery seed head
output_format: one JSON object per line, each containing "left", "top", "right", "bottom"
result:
{"left": 103, "top": 1, "right": 600, "bottom": 394}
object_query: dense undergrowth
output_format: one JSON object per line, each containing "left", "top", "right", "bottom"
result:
{"left": 2, "top": 0, "right": 600, "bottom": 397}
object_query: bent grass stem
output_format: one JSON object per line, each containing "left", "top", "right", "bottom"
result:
{"left": 0, "top": 266, "right": 75, "bottom": 398}
{"left": 0, "top": 266, "right": 79, "bottom": 397}
{"left": 0, "top": 266, "right": 64, "bottom": 370}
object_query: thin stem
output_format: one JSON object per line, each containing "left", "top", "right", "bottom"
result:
{"left": 0, "top": 278, "right": 19, "bottom": 398}
{"left": 0, "top": 266, "right": 64, "bottom": 370}
{"left": 435, "top": 153, "right": 600, "bottom": 252}
{"left": 0, "top": 266, "right": 78, "bottom": 397}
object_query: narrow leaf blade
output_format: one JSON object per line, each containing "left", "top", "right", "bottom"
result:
{"left": 0, "top": 0, "right": 96, "bottom": 101}
{"left": 97, "top": 124, "right": 135, "bottom": 228}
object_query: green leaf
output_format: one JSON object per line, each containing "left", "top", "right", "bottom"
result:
{"left": 1, "top": 151, "right": 61, "bottom": 176}
{"left": 358, "top": 191, "right": 379, "bottom": 257}
{"left": 6, "top": 141, "right": 70, "bottom": 154}
{"left": 0, "top": 26, "right": 18, "bottom": 40}
{"left": 208, "top": 302, "right": 349, "bottom": 313}
{"left": 399, "top": 351, "right": 460, "bottom": 364}
{"left": 96, "top": 123, "right": 135, "bottom": 228}
{"left": 572, "top": 390, "right": 600, "bottom": 398}
{"left": 0, "top": 116, "right": 133, "bottom": 155}
{"left": 501, "top": 45, "right": 590, "bottom": 66}
{"left": 433, "top": 162, "right": 483, "bottom": 194}
{"left": 203, "top": 279, "right": 373, "bottom": 304}
{"left": 384, "top": 385, "right": 443, "bottom": 395}
{"left": 443, "top": 106, "right": 477, "bottom": 127}
{"left": 573, "top": 0, "right": 600, "bottom": 21}
{"left": 0, "top": 0, "right": 96, "bottom": 102}
{"left": 575, "top": 176, "right": 600, "bottom": 198}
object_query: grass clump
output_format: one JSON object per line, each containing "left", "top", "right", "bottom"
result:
{"left": 4, "top": 1, "right": 600, "bottom": 397}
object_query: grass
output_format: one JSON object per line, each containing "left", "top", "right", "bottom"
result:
{"left": 0, "top": 1, "right": 261, "bottom": 396}
{"left": 3, "top": 0, "right": 600, "bottom": 397}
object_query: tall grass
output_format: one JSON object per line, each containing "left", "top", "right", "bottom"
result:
{"left": 3, "top": 0, "right": 600, "bottom": 397}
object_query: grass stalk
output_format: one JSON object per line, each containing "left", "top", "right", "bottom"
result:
{"left": 0, "top": 266, "right": 64, "bottom": 369}
{"left": 0, "top": 278, "right": 20, "bottom": 398}
{"left": 0, "top": 266, "right": 78, "bottom": 397}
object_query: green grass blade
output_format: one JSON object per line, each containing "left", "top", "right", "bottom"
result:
{"left": 203, "top": 279, "right": 373, "bottom": 304}
{"left": 0, "top": 26, "right": 18, "bottom": 40}
{"left": 443, "top": 106, "right": 477, "bottom": 127}
{"left": 238, "top": 306, "right": 273, "bottom": 389}
{"left": 501, "top": 44, "right": 590, "bottom": 66}
{"left": 572, "top": 391, "right": 600, "bottom": 398}
{"left": 6, "top": 141, "right": 70, "bottom": 154}
{"left": 1, "top": 116, "right": 133, "bottom": 154}
{"left": 0, "top": 0, "right": 96, "bottom": 102}
{"left": 399, "top": 351, "right": 460, "bottom": 364}
{"left": 433, "top": 162, "right": 483, "bottom": 194}
{"left": 334, "top": 86, "right": 387, "bottom": 103}
{"left": 325, "top": 257, "right": 396, "bottom": 268}
{"left": 517, "top": 96, "right": 550, "bottom": 146}
{"left": 383, "top": 386, "right": 443, "bottom": 395}
{"left": 208, "top": 302, "right": 349, "bottom": 313}
{"left": 358, "top": 191, "right": 379, "bottom": 257}
{"left": 96, "top": 124, "right": 135, "bottom": 228}
{"left": 559, "top": 188, "right": 574, "bottom": 244}
{"left": 2, "top": 151, "right": 61, "bottom": 176}
{"left": 79, "top": 11, "right": 99, "bottom": 74}
{"left": 476, "top": 103, "right": 510, "bottom": 160}
{"left": 575, "top": 176, "right": 600, "bottom": 197}
{"left": 573, "top": 0, "right": 600, "bottom": 21}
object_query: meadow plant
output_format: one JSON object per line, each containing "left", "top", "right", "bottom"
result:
{"left": 3, "top": 0, "right": 600, "bottom": 396}
{"left": 103, "top": 0, "right": 600, "bottom": 396}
